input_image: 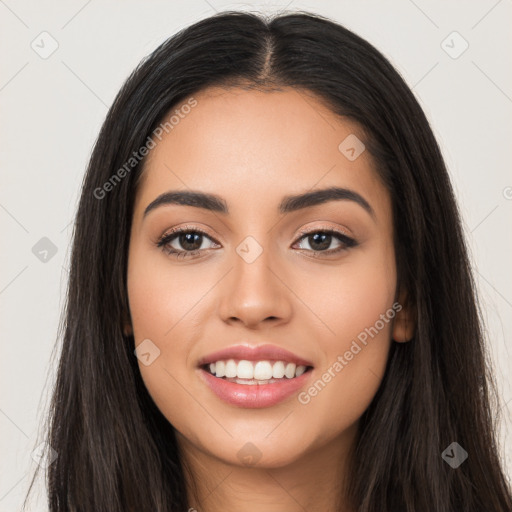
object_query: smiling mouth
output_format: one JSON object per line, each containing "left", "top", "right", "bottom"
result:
{"left": 201, "top": 359, "right": 314, "bottom": 385}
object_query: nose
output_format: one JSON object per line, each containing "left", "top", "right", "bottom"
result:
{"left": 217, "top": 242, "right": 293, "bottom": 330}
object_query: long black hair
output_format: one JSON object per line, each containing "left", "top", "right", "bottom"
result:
{"left": 23, "top": 10, "right": 512, "bottom": 511}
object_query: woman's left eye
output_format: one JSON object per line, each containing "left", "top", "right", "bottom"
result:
{"left": 293, "top": 229, "right": 357, "bottom": 256}
{"left": 156, "top": 227, "right": 357, "bottom": 259}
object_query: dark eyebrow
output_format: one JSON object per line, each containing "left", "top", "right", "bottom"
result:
{"left": 279, "top": 186, "right": 375, "bottom": 218}
{"left": 143, "top": 186, "right": 375, "bottom": 219}
{"left": 144, "top": 190, "right": 229, "bottom": 217}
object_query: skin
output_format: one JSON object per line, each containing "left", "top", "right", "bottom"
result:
{"left": 125, "top": 86, "right": 415, "bottom": 512}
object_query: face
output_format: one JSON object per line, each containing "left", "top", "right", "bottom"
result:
{"left": 126, "top": 86, "right": 413, "bottom": 469}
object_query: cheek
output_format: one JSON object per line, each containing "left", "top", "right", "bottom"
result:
{"left": 301, "top": 242, "right": 396, "bottom": 350}
{"left": 294, "top": 245, "right": 396, "bottom": 427}
{"left": 127, "top": 245, "right": 206, "bottom": 343}
{"left": 126, "top": 248, "right": 204, "bottom": 436}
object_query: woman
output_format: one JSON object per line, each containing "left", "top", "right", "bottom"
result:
{"left": 24, "top": 10, "right": 512, "bottom": 512}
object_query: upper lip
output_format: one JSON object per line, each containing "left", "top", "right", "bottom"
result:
{"left": 197, "top": 344, "right": 314, "bottom": 368}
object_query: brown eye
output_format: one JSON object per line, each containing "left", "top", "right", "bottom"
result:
{"left": 175, "top": 232, "right": 204, "bottom": 251}
{"left": 294, "top": 229, "right": 357, "bottom": 256}
{"left": 157, "top": 228, "right": 219, "bottom": 258}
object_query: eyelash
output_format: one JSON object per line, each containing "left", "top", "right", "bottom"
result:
{"left": 156, "top": 225, "right": 358, "bottom": 260}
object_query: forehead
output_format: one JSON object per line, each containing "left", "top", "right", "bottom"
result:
{"left": 135, "top": 86, "right": 390, "bottom": 220}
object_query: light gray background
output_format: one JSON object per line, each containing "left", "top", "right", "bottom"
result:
{"left": 1, "top": 1, "right": 511, "bottom": 510}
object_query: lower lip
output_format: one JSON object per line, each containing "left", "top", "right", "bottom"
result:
{"left": 198, "top": 367, "right": 313, "bottom": 408}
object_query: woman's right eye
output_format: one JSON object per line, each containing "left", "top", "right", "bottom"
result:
{"left": 157, "top": 228, "right": 219, "bottom": 259}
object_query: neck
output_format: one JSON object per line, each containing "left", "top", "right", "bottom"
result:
{"left": 177, "top": 423, "right": 359, "bottom": 512}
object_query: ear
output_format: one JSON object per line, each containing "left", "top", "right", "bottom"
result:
{"left": 392, "top": 289, "right": 416, "bottom": 343}
{"left": 122, "top": 309, "right": 133, "bottom": 337}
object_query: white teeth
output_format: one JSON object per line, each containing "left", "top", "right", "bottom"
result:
{"left": 237, "top": 360, "right": 254, "bottom": 379}
{"left": 295, "top": 365, "right": 306, "bottom": 377}
{"left": 206, "top": 359, "right": 310, "bottom": 380}
{"left": 225, "top": 359, "right": 237, "bottom": 378}
{"left": 215, "top": 360, "right": 225, "bottom": 378}
{"left": 272, "top": 361, "right": 285, "bottom": 378}
{"left": 232, "top": 378, "right": 274, "bottom": 385}
{"left": 284, "top": 362, "right": 296, "bottom": 379}
{"left": 254, "top": 361, "right": 273, "bottom": 380}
